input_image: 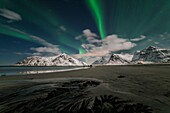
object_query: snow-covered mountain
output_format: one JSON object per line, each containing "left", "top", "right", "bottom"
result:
{"left": 92, "top": 54, "right": 130, "bottom": 65}
{"left": 16, "top": 53, "right": 87, "bottom": 66}
{"left": 107, "top": 54, "right": 130, "bottom": 65}
{"left": 132, "top": 46, "right": 170, "bottom": 64}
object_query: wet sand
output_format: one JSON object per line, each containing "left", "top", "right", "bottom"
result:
{"left": 0, "top": 65, "right": 170, "bottom": 113}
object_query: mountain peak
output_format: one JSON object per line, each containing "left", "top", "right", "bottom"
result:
{"left": 107, "top": 54, "right": 129, "bottom": 64}
{"left": 146, "top": 46, "right": 158, "bottom": 50}
{"left": 60, "top": 53, "right": 67, "bottom": 56}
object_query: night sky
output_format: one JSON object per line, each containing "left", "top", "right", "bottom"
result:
{"left": 1, "top": 0, "right": 170, "bottom": 65}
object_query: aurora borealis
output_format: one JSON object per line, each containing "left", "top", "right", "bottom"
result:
{"left": 1, "top": 0, "right": 170, "bottom": 64}
{"left": 86, "top": 0, "right": 106, "bottom": 39}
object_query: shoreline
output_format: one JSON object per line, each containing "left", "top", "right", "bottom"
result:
{"left": 0, "top": 66, "right": 89, "bottom": 77}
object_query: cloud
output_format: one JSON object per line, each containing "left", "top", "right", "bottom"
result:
{"left": 14, "top": 52, "right": 32, "bottom": 55}
{"left": 83, "top": 29, "right": 97, "bottom": 37}
{"left": 0, "top": 24, "right": 55, "bottom": 47}
{"left": 131, "top": 35, "right": 146, "bottom": 42}
{"left": 74, "top": 29, "right": 136, "bottom": 58}
{"left": 11, "top": 27, "right": 57, "bottom": 48}
{"left": 86, "top": 36, "right": 102, "bottom": 44}
{"left": 75, "top": 35, "right": 83, "bottom": 40}
{"left": 29, "top": 35, "right": 57, "bottom": 48}
{"left": 75, "top": 29, "right": 98, "bottom": 41}
{"left": 0, "top": 9, "right": 22, "bottom": 21}
{"left": 4, "top": 25, "right": 61, "bottom": 56}
{"left": 102, "top": 35, "right": 136, "bottom": 51}
{"left": 15, "top": 46, "right": 61, "bottom": 56}
{"left": 79, "top": 34, "right": 136, "bottom": 57}
{"left": 75, "top": 29, "right": 101, "bottom": 45}
{"left": 29, "top": 36, "right": 61, "bottom": 56}
{"left": 30, "top": 47, "right": 61, "bottom": 55}
{"left": 59, "top": 26, "right": 67, "bottom": 32}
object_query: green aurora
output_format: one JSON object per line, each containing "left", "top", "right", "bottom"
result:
{"left": 0, "top": 0, "right": 85, "bottom": 54}
{"left": 86, "top": 0, "right": 106, "bottom": 39}
{"left": 86, "top": 0, "right": 170, "bottom": 39}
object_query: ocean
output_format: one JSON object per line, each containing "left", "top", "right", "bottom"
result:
{"left": 0, "top": 66, "right": 86, "bottom": 76}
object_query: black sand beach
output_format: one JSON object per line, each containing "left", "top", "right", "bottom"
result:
{"left": 0, "top": 65, "right": 170, "bottom": 113}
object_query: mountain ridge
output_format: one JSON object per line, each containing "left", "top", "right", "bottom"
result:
{"left": 16, "top": 46, "right": 170, "bottom": 66}
{"left": 16, "top": 53, "right": 87, "bottom": 66}
{"left": 92, "top": 54, "right": 130, "bottom": 65}
{"left": 132, "top": 46, "right": 170, "bottom": 64}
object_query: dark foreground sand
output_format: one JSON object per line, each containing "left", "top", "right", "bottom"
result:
{"left": 0, "top": 65, "right": 170, "bottom": 113}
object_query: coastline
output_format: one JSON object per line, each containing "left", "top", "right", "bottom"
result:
{"left": 0, "top": 66, "right": 90, "bottom": 76}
